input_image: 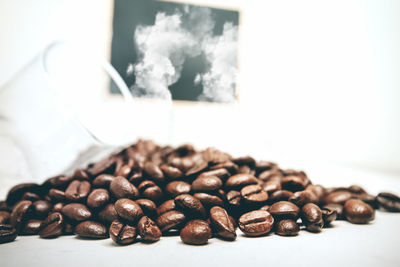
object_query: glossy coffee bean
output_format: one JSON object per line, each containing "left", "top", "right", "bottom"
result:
{"left": 174, "top": 194, "right": 206, "bottom": 219}
{"left": 156, "top": 210, "right": 186, "bottom": 232}
{"left": 32, "top": 200, "right": 52, "bottom": 219}
{"left": 6, "top": 183, "right": 41, "bottom": 206}
{"left": 43, "top": 175, "right": 72, "bottom": 190}
{"left": 156, "top": 200, "right": 176, "bottom": 216}
{"left": 115, "top": 164, "right": 133, "bottom": 178}
{"left": 344, "top": 199, "right": 375, "bottom": 224}
{"left": 22, "top": 219, "right": 42, "bottom": 235}
{"left": 0, "top": 211, "right": 10, "bottom": 224}
{"left": 275, "top": 219, "right": 300, "bottom": 236}
{"left": 114, "top": 199, "right": 143, "bottom": 223}
{"left": 21, "top": 192, "right": 41, "bottom": 202}
{"left": 376, "top": 192, "right": 400, "bottom": 212}
{"left": 198, "top": 168, "right": 230, "bottom": 182}
{"left": 180, "top": 220, "right": 212, "bottom": 245}
{"left": 289, "top": 190, "right": 315, "bottom": 207}
{"left": 269, "top": 190, "right": 293, "bottom": 202}
{"left": 87, "top": 189, "right": 110, "bottom": 209}
{"left": 255, "top": 161, "right": 277, "bottom": 174}
{"left": 65, "top": 180, "right": 91, "bottom": 202}
{"left": 323, "top": 203, "right": 344, "bottom": 220}
{"left": 185, "top": 158, "right": 208, "bottom": 176}
{"left": 39, "top": 212, "right": 64, "bottom": 238}
{"left": 61, "top": 203, "right": 91, "bottom": 222}
{"left": 321, "top": 208, "right": 337, "bottom": 226}
{"left": 191, "top": 176, "right": 223, "bottom": 192}
{"left": 306, "top": 184, "right": 326, "bottom": 203}
{"left": 0, "top": 224, "right": 17, "bottom": 244}
{"left": 75, "top": 221, "right": 108, "bottom": 239}
{"left": 193, "top": 193, "right": 224, "bottom": 209}
{"left": 225, "top": 174, "right": 258, "bottom": 190}
{"left": 324, "top": 190, "right": 353, "bottom": 205}
{"left": 138, "top": 216, "right": 162, "bottom": 242}
{"left": 134, "top": 199, "right": 157, "bottom": 219}
{"left": 92, "top": 174, "right": 115, "bottom": 188}
{"left": 209, "top": 206, "right": 236, "bottom": 240}
{"left": 301, "top": 203, "right": 324, "bottom": 232}
{"left": 238, "top": 210, "right": 274, "bottom": 236}
{"left": 165, "top": 181, "right": 191, "bottom": 197}
{"left": 262, "top": 181, "right": 282, "bottom": 194}
{"left": 160, "top": 164, "right": 184, "bottom": 179}
{"left": 10, "top": 200, "right": 33, "bottom": 232}
{"left": 109, "top": 176, "right": 139, "bottom": 199}
{"left": 72, "top": 168, "right": 89, "bottom": 180}
{"left": 281, "top": 176, "right": 305, "bottom": 192}
{"left": 48, "top": 189, "right": 66, "bottom": 202}
{"left": 269, "top": 201, "right": 300, "bottom": 220}
{"left": 348, "top": 185, "right": 367, "bottom": 194}
{"left": 356, "top": 193, "right": 378, "bottom": 209}
{"left": 138, "top": 180, "right": 163, "bottom": 202}
{"left": 226, "top": 190, "right": 242, "bottom": 208}
{"left": 233, "top": 156, "right": 256, "bottom": 168}
{"left": 241, "top": 184, "right": 269, "bottom": 204}
{"left": 258, "top": 169, "right": 282, "bottom": 182}
{"left": 98, "top": 204, "right": 118, "bottom": 225}
{"left": 109, "top": 220, "right": 137, "bottom": 245}
{"left": 52, "top": 202, "right": 64, "bottom": 213}
{"left": 143, "top": 162, "right": 165, "bottom": 183}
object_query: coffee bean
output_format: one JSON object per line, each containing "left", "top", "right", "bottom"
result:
{"left": 87, "top": 156, "right": 117, "bottom": 177}
{"left": 238, "top": 165, "right": 253, "bottom": 175}
{"left": 61, "top": 203, "right": 91, "bottom": 222}
{"left": 357, "top": 193, "right": 378, "bottom": 209}
{"left": 135, "top": 199, "right": 157, "bottom": 219}
{"left": 275, "top": 219, "right": 299, "bottom": 236}
{"left": 115, "top": 164, "right": 133, "bottom": 178}
{"left": 185, "top": 159, "right": 208, "bottom": 176}
{"left": 209, "top": 161, "right": 239, "bottom": 174}
{"left": 39, "top": 212, "right": 64, "bottom": 238}
{"left": 65, "top": 180, "right": 91, "bottom": 202}
{"left": 376, "top": 192, "right": 400, "bottom": 212}
{"left": 305, "top": 185, "right": 326, "bottom": 203}
{"left": 269, "top": 201, "right": 300, "bottom": 220}
{"left": 180, "top": 220, "right": 212, "bottom": 245}
{"left": 344, "top": 199, "right": 375, "bottom": 224}
{"left": 174, "top": 194, "right": 206, "bottom": 219}
{"left": 10, "top": 200, "right": 33, "bottom": 232}
{"left": 192, "top": 176, "right": 223, "bottom": 193}
{"left": 226, "top": 190, "right": 242, "bottom": 208}
{"left": 258, "top": 169, "right": 282, "bottom": 182}
{"left": 262, "top": 181, "right": 282, "bottom": 194}
{"left": 75, "top": 221, "right": 108, "bottom": 239}
{"left": 156, "top": 210, "right": 186, "bottom": 232}
{"left": 48, "top": 189, "right": 66, "bottom": 202}
{"left": 0, "top": 201, "right": 12, "bottom": 212}
{"left": 22, "top": 219, "right": 42, "bottom": 235}
{"left": 269, "top": 190, "right": 293, "bottom": 202}
{"left": 87, "top": 189, "right": 110, "bottom": 209}
{"left": 32, "top": 200, "right": 52, "bottom": 219}
{"left": 301, "top": 203, "right": 324, "bottom": 232}
{"left": 281, "top": 176, "right": 305, "bottom": 192}
{"left": 0, "top": 224, "right": 17, "bottom": 244}
{"left": 165, "top": 181, "right": 191, "bottom": 197}
{"left": 114, "top": 199, "right": 143, "bottom": 223}
{"left": 138, "top": 180, "right": 163, "bottom": 202}
{"left": 6, "top": 183, "right": 41, "bottom": 206}
{"left": 193, "top": 193, "right": 224, "bottom": 209}
{"left": 233, "top": 156, "right": 256, "bottom": 168}
{"left": 225, "top": 174, "right": 258, "bottom": 190}
{"left": 109, "top": 176, "right": 139, "bottom": 199}
{"left": 324, "top": 190, "right": 353, "bottom": 205}
{"left": 21, "top": 192, "right": 41, "bottom": 202}
{"left": 238, "top": 210, "right": 274, "bottom": 236}
{"left": 198, "top": 168, "right": 230, "bottom": 182}
{"left": 348, "top": 185, "right": 367, "bottom": 194}
{"left": 322, "top": 203, "right": 344, "bottom": 220}
{"left": 52, "top": 202, "right": 64, "bottom": 213}
{"left": 260, "top": 205, "right": 270, "bottom": 212}
{"left": 160, "top": 164, "right": 184, "bottom": 179}
{"left": 44, "top": 175, "right": 72, "bottom": 190}
{"left": 138, "top": 216, "right": 162, "bottom": 242}
{"left": 289, "top": 190, "right": 315, "bottom": 207}
{"left": 72, "top": 168, "right": 89, "bottom": 180}
{"left": 241, "top": 184, "right": 269, "bottom": 204}
{"left": 98, "top": 204, "right": 118, "bottom": 225}
{"left": 156, "top": 200, "right": 176, "bottom": 216}
{"left": 92, "top": 174, "right": 115, "bottom": 188}
{"left": 109, "top": 220, "right": 137, "bottom": 245}
{"left": 143, "top": 162, "right": 165, "bottom": 183}
{"left": 209, "top": 206, "right": 236, "bottom": 241}
{"left": 0, "top": 211, "right": 10, "bottom": 224}
{"left": 321, "top": 208, "right": 337, "bottom": 226}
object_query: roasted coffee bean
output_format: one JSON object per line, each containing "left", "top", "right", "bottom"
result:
{"left": 269, "top": 201, "right": 300, "bottom": 220}
{"left": 43, "top": 175, "right": 72, "bottom": 190}
{"left": 258, "top": 169, "right": 282, "bottom": 182}
{"left": 357, "top": 193, "right": 378, "bottom": 209}
{"left": 156, "top": 210, "right": 186, "bottom": 232}
{"left": 275, "top": 219, "right": 300, "bottom": 236}
{"left": 260, "top": 205, "right": 270, "bottom": 212}
{"left": 138, "top": 180, "right": 163, "bottom": 202}
{"left": 160, "top": 164, "right": 184, "bottom": 179}
{"left": 114, "top": 198, "right": 143, "bottom": 223}
{"left": 174, "top": 194, "right": 206, "bottom": 219}
{"left": 109, "top": 176, "right": 139, "bottom": 199}
{"left": 209, "top": 206, "right": 236, "bottom": 240}
{"left": 72, "top": 168, "right": 89, "bottom": 180}
{"left": 165, "top": 181, "right": 191, "bottom": 197}
{"left": 115, "top": 164, "right": 133, "bottom": 178}
{"left": 226, "top": 190, "right": 242, "bottom": 207}
{"left": 65, "top": 180, "right": 91, "bottom": 202}
{"left": 75, "top": 221, "right": 108, "bottom": 239}
{"left": 52, "top": 202, "right": 64, "bottom": 213}
{"left": 180, "top": 220, "right": 212, "bottom": 245}
{"left": 129, "top": 171, "right": 143, "bottom": 184}
{"left": 0, "top": 224, "right": 17, "bottom": 244}
{"left": 192, "top": 176, "right": 223, "bottom": 193}
{"left": 0, "top": 201, "right": 12, "bottom": 212}
{"left": 376, "top": 192, "right": 400, "bottom": 212}
{"left": 6, "top": 183, "right": 41, "bottom": 206}
{"left": 157, "top": 200, "right": 176, "bottom": 216}
{"left": 209, "top": 161, "right": 239, "bottom": 174}
{"left": 39, "top": 212, "right": 64, "bottom": 238}
{"left": 185, "top": 159, "right": 208, "bottom": 176}
{"left": 109, "top": 220, "right": 137, "bottom": 245}
{"left": 98, "top": 204, "right": 118, "bottom": 225}
{"left": 48, "top": 189, "right": 66, "bottom": 202}
{"left": 233, "top": 156, "right": 256, "bottom": 168}
{"left": 10, "top": 200, "right": 32, "bottom": 232}
{"left": 21, "top": 192, "right": 41, "bottom": 202}
{"left": 238, "top": 165, "right": 253, "bottom": 175}
{"left": 301, "top": 203, "right": 324, "bottom": 232}
{"left": 241, "top": 184, "right": 269, "bottom": 204}
{"left": 61, "top": 203, "right": 91, "bottom": 222}
{"left": 322, "top": 203, "right": 344, "bottom": 220}
{"left": 0, "top": 211, "right": 10, "bottom": 224}
{"left": 87, "top": 189, "right": 110, "bottom": 209}
{"left": 92, "top": 174, "right": 115, "bottom": 188}
{"left": 348, "top": 185, "right": 367, "bottom": 194}
{"left": 262, "top": 181, "right": 282, "bottom": 194}
{"left": 32, "top": 200, "right": 52, "bottom": 219}
{"left": 198, "top": 168, "right": 230, "bottom": 182}
{"left": 344, "top": 199, "right": 375, "bottom": 224}
{"left": 306, "top": 185, "right": 326, "bottom": 203}
{"left": 321, "top": 208, "right": 337, "bottom": 226}
{"left": 225, "top": 174, "right": 258, "bottom": 190}
{"left": 193, "top": 193, "right": 224, "bottom": 208}
{"left": 255, "top": 161, "right": 277, "bottom": 174}
{"left": 87, "top": 156, "right": 117, "bottom": 177}
{"left": 138, "top": 216, "right": 162, "bottom": 242}
{"left": 289, "top": 190, "right": 315, "bottom": 207}
{"left": 135, "top": 199, "right": 157, "bottom": 219}
{"left": 143, "top": 162, "right": 165, "bottom": 183}
{"left": 238, "top": 210, "right": 274, "bottom": 236}
{"left": 22, "top": 219, "right": 42, "bottom": 235}
{"left": 281, "top": 176, "right": 305, "bottom": 192}
{"left": 202, "top": 147, "right": 231, "bottom": 164}
{"left": 269, "top": 190, "right": 293, "bottom": 202}
{"left": 324, "top": 190, "right": 353, "bottom": 205}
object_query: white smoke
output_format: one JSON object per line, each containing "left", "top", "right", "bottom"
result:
{"left": 129, "top": 6, "right": 238, "bottom": 102}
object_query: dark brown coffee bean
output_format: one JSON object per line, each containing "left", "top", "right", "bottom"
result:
{"left": 262, "top": 181, "right": 282, "bottom": 194}
{"left": 241, "top": 184, "right": 269, "bottom": 204}
{"left": 226, "top": 190, "right": 242, "bottom": 207}
{"left": 0, "top": 211, "right": 10, "bottom": 224}
{"left": 87, "top": 189, "right": 110, "bottom": 209}
{"left": 72, "top": 168, "right": 89, "bottom": 180}
{"left": 92, "top": 174, "right": 115, "bottom": 188}
{"left": 65, "top": 180, "right": 91, "bottom": 202}
{"left": 0, "top": 224, "right": 17, "bottom": 244}
{"left": 322, "top": 208, "right": 337, "bottom": 226}
{"left": 260, "top": 205, "right": 270, "bottom": 212}
{"left": 128, "top": 171, "right": 143, "bottom": 185}
{"left": 143, "top": 162, "right": 165, "bottom": 183}
{"left": 22, "top": 219, "right": 42, "bottom": 235}
{"left": 269, "top": 201, "right": 300, "bottom": 220}
{"left": 87, "top": 156, "right": 117, "bottom": 177}
{"left": 48, "top": 189, "right": 66, "bottom": 202}
{"left": 198, "top": 168, "right": 230, "bottom": 182}
{"left": 225, "top": 174, "right": 258, "bottom": 190}
{"left": 281, "top": 176, "right": 305, "bottom": 192}
{"left": 109, "top": 220, "right": 137, "bottom": 245}
{"left": 156, "top": 210, "right": 186, "bottom": 232}
{"left": 156, "top": 200, "right": 176, "bottom": 216}
{"left": 43, "top": 175, "right": 72, "bottom": 190}
{"left": 115, "top": 164, "right": 133, "bottom": 178}
{"left": 192, "top": 176, "right": 223, "bottom": 192}
{"left": 376, "top": 192, "right": 400, "bottom": 212}
{"left": 238, "top": 165, "right": 253, "bottom": 175}
{"left": 109, "top": 176, "right": 139, "bottom": 199}
{"left": 258, "top": 169, "right": 282, "bottom": 182}
{"left": 209, "top": 206, "right": 236, "bottom": 240}
{"left": 233, "top": 156, "right": 256, "bottom": 168}
{"left": 138, "top": 216, "right": 162, "bottom": 242}
{"left": 10, "top": 200, "right": 32, "bottom": 232}
{"left": 165, "top": 181, "right": 191, "bottom": 197}
{"left": 348, "top": 185, "right": 367, "bottom": 194}
{"left": 324, "top": 190, "right": 353, "bottom": 205}
{"left": 39, "top": 212, "right": 64, "bottom": 238}
{"left": 289, "top": 190, "right": 315, "bottom": 207}
{"left": 114, "top": 198, "right": 143, "bottom": 223}
{"left": 135, "top": 199, "right": 157, "bottom": 219}
{"left": 344, "top": 199, "right": 375, "bottom": 224}
{"left": 6, "top": 183, "right": 41, "bottom": 206}
{"left": 269, "top": 190, "right": 293, "bottom": 202}
{"left": 357, "top": 193, "right": 378, "bottom": 209}
{"left": 180, "top": 220, "right": 212, "bottom": 245}
{"left": 61, "top": 203, "right": 91, "bottom": 222}
{"left": 238, "top": 210, "right": 274, "bottom": 236}
{"left": 202, "top": 147, "right": 231, "bottom": 164}
{"left": 185, "top": 158, "right": 208, "bottom": 176}
{"left": 97, "top": 204, "right": 118, "bottom": 225}
{"left": 32, "top": 200, "right": 52, "bottom": 219}
{"left": 322, "top": 203, "right": 344, "bottom": 220}
{"left": 193, "top": 193, "right": 224, "bottom": 208}
{"left": 75, "top": 221, "right": 108, "bottom": 239}
{"left": 174, "top": 194, "right": 206, "bottom": 219}
{"left": 52, "top": 202, "right": 64, "bottom": 213}
{"left": 160, "top": 164, "right": 184, "bottom": 179}
{"left": 209, "top": 161, "right": 239, "bottom": 174}
{"left": 138, "top": 180, "right": 163, "bottom": 202}
{"left": 301, "top": 203, "right": 324, "bottom": 232}
{"left": 255, "top": 161, "right": 277, "bottom": 174}
{"left": 305, "top": 184, "right": 326, "bottom": 203}
{"left": 275, "top": 219, "right": 300, "bottom": 236}
{"left": 21, "top": 192, "right": 41, "bottom": 202}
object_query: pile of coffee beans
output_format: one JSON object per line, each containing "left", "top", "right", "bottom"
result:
{"left": 1, "top": 140, "right": 399, "bottom": 245}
